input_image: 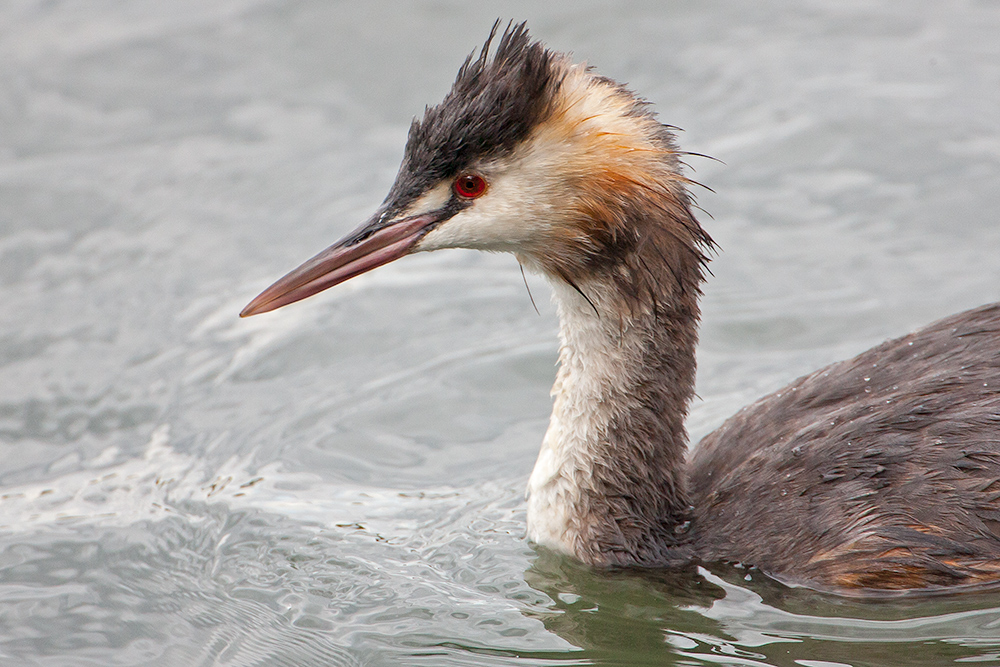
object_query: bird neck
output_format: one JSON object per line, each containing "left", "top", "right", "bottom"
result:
{"left": 525, "top": 254, "right": 701, "bottom": 566}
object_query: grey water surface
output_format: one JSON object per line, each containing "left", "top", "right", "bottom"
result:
{"left": 2, "top": 1, "right": 1000, "bottom": 665}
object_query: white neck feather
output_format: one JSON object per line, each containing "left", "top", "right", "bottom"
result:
{"left": 526, "top": 280, "right": 646, "bottom": 557}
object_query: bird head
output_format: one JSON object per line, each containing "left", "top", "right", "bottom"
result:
{"left": 241, "top": 22, "right": 710, "bottom": 318}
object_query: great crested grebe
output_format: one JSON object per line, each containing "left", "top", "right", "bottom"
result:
{"left": 242, "top": 24, "right": 1000, "bottom": 592}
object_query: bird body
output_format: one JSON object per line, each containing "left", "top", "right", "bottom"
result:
{"left": 691, "top": 303, "right": 1000, "bottom": 589}
{"left": 242, "top": 24, "right": 1000, "bottom": 592}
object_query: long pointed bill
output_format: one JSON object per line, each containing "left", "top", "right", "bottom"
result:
{"left": 240, "top": 213, "right": 438, "bottom": 317}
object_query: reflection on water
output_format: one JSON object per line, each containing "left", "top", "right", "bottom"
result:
{"left": 527, "top": 554, "right": 1000, "bottom": 666}
{"left": 2, "top": 0, "right": 1000, "bottom": 665}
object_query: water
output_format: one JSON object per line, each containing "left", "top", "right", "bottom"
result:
{"left": 1, "top": 1, "right": 999, "bottom": 664}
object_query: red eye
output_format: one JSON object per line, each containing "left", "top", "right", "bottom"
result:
{"left": 453, "top": 173, "right": 487, "bottom": 199}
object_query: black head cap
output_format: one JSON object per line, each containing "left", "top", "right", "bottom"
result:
{"left": 382, "top": 21, "right": 562, "bottom": 217}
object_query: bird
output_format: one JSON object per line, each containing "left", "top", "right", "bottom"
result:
{"left": 241, "top": 23, "right": 1000, "bottom": 593}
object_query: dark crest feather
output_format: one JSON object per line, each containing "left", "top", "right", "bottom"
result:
{"left": 383, "top": 21, "right": 560, "bottom": 214}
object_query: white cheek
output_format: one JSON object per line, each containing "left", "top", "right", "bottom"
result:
{"left": 415, "top": 152, "right": 569, "bottom": 253}
{"left": 416, "top": 193, "right": 530, "bottom": 252}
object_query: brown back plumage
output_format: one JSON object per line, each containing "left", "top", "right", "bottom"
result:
{"left": 691, "top": 303, "right": 1000, "bottom": 590}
